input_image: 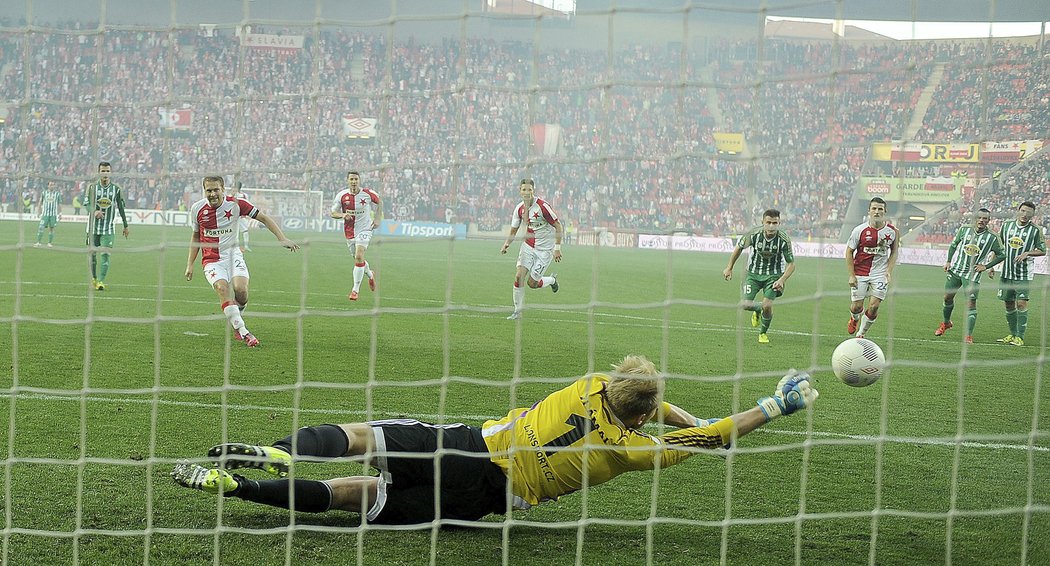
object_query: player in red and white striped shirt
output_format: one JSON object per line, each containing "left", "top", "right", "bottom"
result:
{"left": 330, "top": 171, "right": 382, "bottom": 301}
{"left": 185, "top": 176, "right": 300, "bottom": 347}
{"left": 845, "top": 197, "right": 899, "bottom": 338}
{"left": 499, "top": 178, "right": 563, "bottom": 320}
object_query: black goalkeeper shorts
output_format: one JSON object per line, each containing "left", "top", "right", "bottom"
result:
{"left": 366, "top": 419, "right": 509, "bottom": 525}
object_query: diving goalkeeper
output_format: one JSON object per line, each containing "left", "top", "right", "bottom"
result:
{"left": 172, "top": 355, "right": 818, "bottom": 524}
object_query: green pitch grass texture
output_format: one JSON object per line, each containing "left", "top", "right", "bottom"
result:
{"left": 1, "top": 222, "right": 1047, "bottom": 565}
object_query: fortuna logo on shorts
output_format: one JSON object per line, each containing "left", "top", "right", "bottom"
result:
{"left": 204, "top": 228, "right": 234, "bottom": 237}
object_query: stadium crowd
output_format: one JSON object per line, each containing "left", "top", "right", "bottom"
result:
{"left": 0, "top": 22, "right": 1047, "bottom": 239}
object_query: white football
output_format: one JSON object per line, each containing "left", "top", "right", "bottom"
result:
{"left": 832, "top": 338, "right": 885, "bottom": 387}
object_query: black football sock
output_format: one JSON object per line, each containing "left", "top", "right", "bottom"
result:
{"left": 233, "top": 478, "right": 333, "bottom": 513}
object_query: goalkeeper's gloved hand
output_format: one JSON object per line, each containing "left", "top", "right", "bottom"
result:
{"left": 756, "top": 370, "right": 818, "bottom": 422}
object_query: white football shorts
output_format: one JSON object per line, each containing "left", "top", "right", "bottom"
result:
{"left": 516, "top": 245, "right": 554, "bottom": 282}
{"left": 346, "top": 230, "right": 373, "bottom": 254}
{"left": 203, "top": 253, "right": 250, "bottom": 286}
{"left": 851, "top": 274, "right": 888, "bottom": 302}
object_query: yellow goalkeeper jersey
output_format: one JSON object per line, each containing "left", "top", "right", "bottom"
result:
{"left": 481, "top": 374, "right": 734, "bottom": 506}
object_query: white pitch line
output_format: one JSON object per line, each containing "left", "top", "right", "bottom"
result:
{"left": 3, "top": 391, "right": 1045, "bottom": 453}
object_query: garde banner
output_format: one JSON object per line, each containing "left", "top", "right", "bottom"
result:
{"left": 859, "top": 176, "right": 963, "bottom": 202}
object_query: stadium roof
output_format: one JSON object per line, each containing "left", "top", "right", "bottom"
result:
{"left": 575, "top": 0, "right": 1050, "bottom": 24}
{"left": 2, "top": 0, "right": 1047, "bottom": 30}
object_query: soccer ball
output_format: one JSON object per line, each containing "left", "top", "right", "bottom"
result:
{"left": 831, "top": 338, "right": 885, "bottom": 387}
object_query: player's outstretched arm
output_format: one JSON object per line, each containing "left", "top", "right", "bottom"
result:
{"left": 649, "top": 402, "right": 699, "bottom": 429}
{"left": 255, "top": 211, "right": 300, "bottom": 251}
{"left": 657, "top": 370, "right": 818, "bottom": 463}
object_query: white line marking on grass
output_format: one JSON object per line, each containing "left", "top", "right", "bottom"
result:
{"left": 4, "top": 391, "right": 1045, "bottom": 453}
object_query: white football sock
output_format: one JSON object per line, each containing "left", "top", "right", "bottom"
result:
{"left": 223, "top": 303, "right": 247, "bottom": 334}
{"left": 859, "top": 313, "right": 876, "bottom": 335}
{"left": 513, "top": 285, "right": 524, "bottom": 313}
{"left": 353, "top": 264, "right": 365, "bottom": 292}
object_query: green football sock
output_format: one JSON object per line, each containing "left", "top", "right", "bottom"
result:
{"left": 99, "top": 253, "right": 111, "bottom": 281}
{"left": 1016, "top": 309, "right": 1028, "bottom": 339}
{"left": 942, "top": 302, "right": 954, "bottom": 324}
{"left": 760, "top": 315, "right": 772, "bottom": 333}
{"left": 90, "top": 253, "right": 97, "bottom": 279}
{"left": 966, "top": 309, "right": 977, "bottom": 335}
{"left": 36, "top": 227, "right": 44, "bottom": 243}
{"left": 1006, "top": 309, "right": 1017, "bottom": 335}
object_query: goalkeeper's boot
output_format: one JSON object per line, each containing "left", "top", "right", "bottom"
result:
{"left": 1010, "top": 336, "right": 1024, "bottom": 346}
{"left": 758, "top": 333, "right": 769, "bottom": 344}
{"left": 847, "top": 316, "right": 859, "bottom": 335}
{"left": 964, "top": 335, "right": 974, "bottom": 344}
{"left": 751, "top": 310, "right": 760, "bottom": 328}
{"left": 368, "top": 270, "right": 376, "bottom": 292}
{"left": 208, "top": 443, "right": 291, "bottom": 477}
{"left": 934, "top": 321, "right": 952, "bottom": 336}
{"left": 549, "top": 274, "right": 559, "bottom": 293}
{"left": 996, "top": 334, "right": 1014, "bottom": 343}
{"left": 171, "top": 462, "right": 240, "bottom": 494}
{"left": 348, "top": 290, "right": 359, "bottom": 301}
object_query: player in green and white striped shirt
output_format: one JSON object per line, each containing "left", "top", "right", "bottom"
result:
{"left": 993, "top": 201, "right": 1046, "bottom": 346}
{"left": 723, "top": 209, "right": 796, "bottom": 344}
{"left": 84, "top": 161, "right": 130, "bottom": 291}
{"left": 934, "top": 208, "right": 1005, "bottom": 343}
{"left": 34, "top": 181, "right": 62, "bottom": 248}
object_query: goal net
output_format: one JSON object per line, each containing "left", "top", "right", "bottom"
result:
{"left": 236, "top": 187, "right": 326, "bottom": 233}
{"left": 2, "top": 1, "right": 1047, "bottom": 565}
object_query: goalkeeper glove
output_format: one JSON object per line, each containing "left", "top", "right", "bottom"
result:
{"left": 756, "top": 370, "right": 818, "bottom": 422}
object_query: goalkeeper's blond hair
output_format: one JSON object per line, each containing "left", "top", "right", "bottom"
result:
{"left": 605, "top": 355, "right": 662, "bottom": 420}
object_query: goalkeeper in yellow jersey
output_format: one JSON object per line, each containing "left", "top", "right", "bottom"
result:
{"left": 173, "top": 355, "right": 818, "bottom": 524}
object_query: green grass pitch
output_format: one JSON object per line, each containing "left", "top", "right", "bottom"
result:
{"left": 1, "top": 221, "right": 1048, "bottom": 565}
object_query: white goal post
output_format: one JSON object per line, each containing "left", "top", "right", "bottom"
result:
{"left": 235, "top": 187, "right": 326, "bottom": 232}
